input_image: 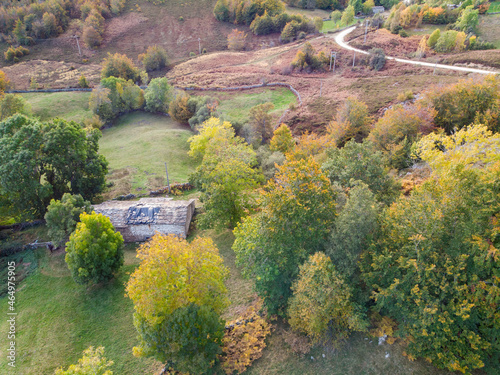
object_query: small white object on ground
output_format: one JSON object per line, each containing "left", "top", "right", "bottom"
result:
{"left": 385, "top": 352, "right": 390, "bottom": 359}
{"left": 378, "top": 334, "right": 387, "bottom": 345}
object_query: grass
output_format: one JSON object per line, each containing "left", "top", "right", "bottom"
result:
{"left": 0, "top": 244, "right": 161, "bottom": 375}
{"left": 487, "top": 1, "right": 500, "bottom": 13}
{"left": 215, "top": 88, "right": 297, "bottom": 126}
{"left": 322, "top": 20, "right": 357, "bottom": 32}
{"left": 285, "top": 5, "right": 331, "bottom": 19}
{"left": 407, "top": 24, "right": 446, "bottom": 36}
{"left": 99, "top": 111, "right": 197, "bottom": 199}
{"left": 21, "top": 91, "right": 93, "bottom": 123}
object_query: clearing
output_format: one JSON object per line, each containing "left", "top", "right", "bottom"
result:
{"left": 99, "top": 112, "right": 197, "bottom": 200}
{"left": 22, "top": 91, "right": 93, "bottom": 123}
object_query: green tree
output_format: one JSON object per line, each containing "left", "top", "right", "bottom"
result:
{"left": 233, "top": 156, "right": 337, "bottom": 314}
{"left": 270, "top": 123, "right": 295, "bottom": 154}
{"left": 249, "top": 102, "right": 275, "bottom": 144}
{"left": 144, "top": 77, "right": 173, "bottom": 113}
{"left": 0, "top": 115, "right": 108, "bottom": 219}
{"left": 138, "top": 45, "right": 169, "bottom": 72}
{"left": 89, "top": 86, "right": 113, "bottom": 121}
{"left": 65, "top": 212, "right": 124, "bottom": 285}
{"left": 331, "top": 10, "right": 342, "bottom": 23}
{"left": 101, "top": 53, "right": 140, "bottom": 82}
{"left": 54, "top": 346, "right": 113, "bottom": 375}
{"left": 322, "top": 140, "right": 400, "bottom": 205}
{"left": 191, "top": 128, "right": 263, "bottom": 230}
{"left": 455, "top": 5, "right": 478, "bottom": 32}
{"left": 288, "top": 252, "right": 367, "bottom": 344}
{"left": 78, "top": 74, "right": 89, "bottom": 88}
{"left": 348, "top": 0, "right": 363, "bottom": 14}
{"left": 188, "top": 117, "right": 236, "bottom": 160}
{"left": 340, "top": 5, "right": 355, "bottom": 27}
{"left": 45, "top": 193, "right": 92, "bottom": 248}
{"left": 126, "top": 234, "right": 228, "bottom": 374}
{"left": 0, "top": 94, "right": 31, "bottom": 120}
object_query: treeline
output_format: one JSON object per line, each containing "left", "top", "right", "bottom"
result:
{"left": 214, "top": 0, "right": 320, "bottom": 42}
{"left": 0, "top": 0, "right": 126, "bottom": 53}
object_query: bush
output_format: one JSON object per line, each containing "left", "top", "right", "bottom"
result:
{"left": 45, "top": 193, "right": 92, "bottom": 248}
{"left": 65, "top": 212, "right": 124, "bottom": 285}
{"left": 144, "top": 77, "right": 173, "bottom": 113}
{"left": 82, "top": 26, "right": 102, "bottom": 49}
{"left": 331, "top": 10, "right": 342, "bottom": 23}
{"left": 54, "top": 346, "right": 114, "bottom": 375}
{"left": 138, "top": 45, "right": 169, "bottom": 72}
{"left": 398, "top": 29, "right": 408, "bottom": 37}
{"left": 169, "top": 91, "right": 194, "bottom": 123}
{"left": 369, "top": 48, "right": 385, "bottom": 71}
{"left": 0, "top": 94, "right": 31, "bottom": 120}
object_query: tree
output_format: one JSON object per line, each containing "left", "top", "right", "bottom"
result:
{"left": 427, "top": 28, "right": 440, "bottom": 47}
{"left": 233, "top": 156, "right": 337, "bottom": 314}
{"left": 327, "top": 97, "right": 371, "bottom": 146}
{"left": 168, "top": 91, "right": 193, "bottom": 124}
{"left": 138, "top": 45, "right": 169, "bottom": 72}
{"left": 322, "top": 140, "right": 400, "bottom": 205}
{"left": 363, "top": 0, "right": 375, "bottom": 14}
{"left": 331, "top": 10, "right": 342, "bottom": 23}
{"left": 227, "top": 29, "right": 247, "bottom": 51}
{"left": 89, "top": 86, "right": 113, "bottom": 121}
{"left": 326, "top": 182, "right": 379, "bottom": 278}
{"left": 367, "top": 103, "right": 436, "bottom": 169}
{"left": 369, "top": 48, "right": 386, "bottom": 71}
{"left": 455, "top": 5, "right": 478, "bottom": 33}
{"left": 188, "top": 117, "right": 235, "bottom": 161}
{"left": 144, "top": 77, "right": 173, "bottom": 113}
{"left": 214, "top": 0, "right": 230, "bottom": 22}
{"left": 288, "top": 252, "right": 367, "bottom": 344}
{"left": 270, "top": 123, "right": 295, "bottom": 154}
{"left": 126, "top": 234, "right": 228, "bottom": 374}
{"left": 0, "top": 116, "right": 108, "bottom": 219}
{"left": 82, "top": 26, "right": 102, "bottom": 49}
{"left": 190, "top": 126, "right": 263, "bottom": 229}
{"left": 0, "top": 94, "right": 31, "bottom": 120}
{"left": 54, "top": 346, "right": 114, "bottom": 375}
{"left": 91, "top": 77, "right": 144, "bottom": 120}
{"left": 348, "top": 0, "right": 363, "bottom": 14}
{"left": 45, "top": 193, "right": 92, "bottom": 248}
{"left": 291, "top": 42, "right": 328, "bottom": 71}
{"left": 340, "top": 5, "right": 355, "bottom": 27}
{"left": 101, "top": 53, "right": 140, "bottom": 82}
{"left": 249, "top": 102, "right": 275, "bottom": 144}
{"left": 313, "top": 16, "right": 323, "bottom": 32}
{"left": 65, "top": 212, "right": 124, "bottom": 285}
{"left": 361, "top": 127, "right": 500, "bottom": 372}
{"left": 78, "top": 74, "right": 89, "bottom": 88}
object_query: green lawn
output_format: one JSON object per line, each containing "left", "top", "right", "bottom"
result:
{"left": 99, "top": 111, "right": 198, "bottom": 199}
{"left": 285, "top": 5, "right": 331, "bottom": 19}
{"left": 407, "top": 24, "right": 446, "bottom": 36}
{"left": 215, "top": 88, "right": 297, "bottom": 126}
{"left": 0, "top": 245, "right": 161, "bottom": 375}
{"left": 488, "top": 1, "right": 500, "bottom": 13}
{"left": 21, "top": 92, "right": 93, "bottom": 123}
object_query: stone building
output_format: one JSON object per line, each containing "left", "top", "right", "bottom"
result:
{"left": 93, "top": 198, "right": 196, "bottom": 242}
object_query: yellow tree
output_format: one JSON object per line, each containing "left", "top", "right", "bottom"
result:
{"left": 327, "top": 97, "right": 371, "bottom": 146}
{"left": 187, "top": 117, "right": 235, "bottom": 160}
{"left": 126, "top": 234, "right": 229, "bottom": 374}
{"left": 288, "top": 252, "right": 367, "bottom": 344}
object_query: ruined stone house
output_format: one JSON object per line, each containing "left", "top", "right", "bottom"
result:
{"left": 93, "top": 198, "right": 196, "bottom": 242}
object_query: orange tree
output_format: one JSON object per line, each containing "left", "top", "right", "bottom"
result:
{"left": 233, "top": 156, "right": 336, "bottom": 314}
{"left": 126, "top": 234, "right": 229, "bottom": 374}
{"left": 360, "top": 126, "right": 500, "bottom": 373}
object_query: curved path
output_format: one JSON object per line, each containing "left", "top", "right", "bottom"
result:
{"left": 334, "top": 26, "right": 500, "bottom": 76}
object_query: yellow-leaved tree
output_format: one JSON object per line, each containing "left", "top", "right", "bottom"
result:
{"left": 126, "top": 234, "right": 229, "bottom": 374}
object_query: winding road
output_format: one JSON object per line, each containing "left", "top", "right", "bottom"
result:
{"left": 334, "top": 26, "right": 500, "bottom": 76}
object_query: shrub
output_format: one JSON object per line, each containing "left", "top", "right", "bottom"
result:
{"left": 144, "top": 77, "right": 174, "bottom": 113}
{"left": 313, "top": 16, "right": 323, "bottom": 32}
{"left": 101, "top": 53, "right": 140, "bottom": 82}
{"left": 0, "top": 94, "right": 31, "bottom": 120}
{"left": 82, "top": 26, "right": 102, "bottom": 48}
{"left": 54, "top": 346, "right": 114, "bottom": 375}
{"left": 292, "top": 42, "right": 328, "bottom": 71}
{"left": 45, "top": 194, "right": 92, "bottom": 248}
{"left": 340, "top": 5, "right": 355, "bottom": 27}
{"left": 331, "top": 10, "right": 342, "bottom": 23}
{"left": 189, "top": 51, "right": 196, "bottom": 57}
{"left": 65, "top": 212, "right": 124, "bottom": 285}
{"left": 369, "top": 48, "right": 386, "bottom": 71}
{"left": 138, "top": 45, "right": 169, "bottom": 72}
{"left": 78, "top": 74, "right": 89, "bottom": 88}
{"left": 398, "top": 29, "right": 408, "bottom": 37}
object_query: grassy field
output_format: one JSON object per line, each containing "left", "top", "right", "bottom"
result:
{"left": 285, "top": 5, "right": 331, "bottom": 19}
{"left": 99, "top": 111, "right": 197, "bottom": 199}
{"left": 215, "top": 87, "right": 297, "bottom": 126}
{"left": 21, "top": 91, "right": 93, "bottom": 123}
{"left": 407, "top": 24, "right": 446, "bottom": 36}
{"left": 488, "top": 1, "right": 500, "bottom": 13}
